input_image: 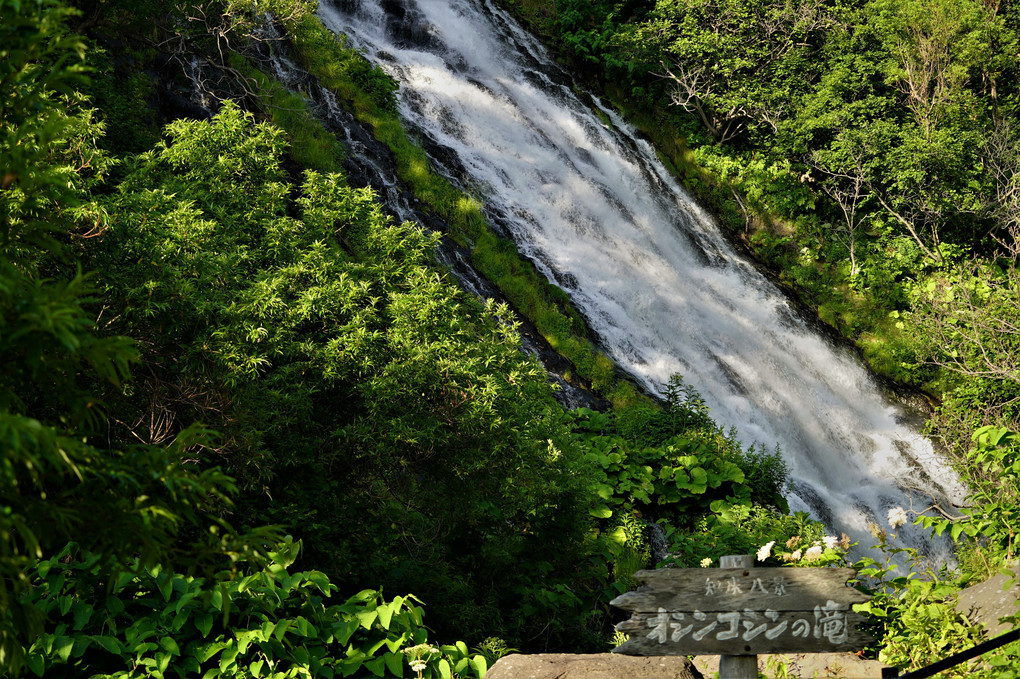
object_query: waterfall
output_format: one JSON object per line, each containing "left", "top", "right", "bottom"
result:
{"left": 314, "top": 0, "right": 966, "bottom": 563}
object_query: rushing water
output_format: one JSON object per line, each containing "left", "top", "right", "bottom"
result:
{"left": 314, "top": 0, "right": 966, "bottom": 562}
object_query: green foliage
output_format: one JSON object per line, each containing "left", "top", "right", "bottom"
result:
{"left": 223, "top": 52, "right": 348, "bottom": 173}
{"left": 910, "top": 265, "right": 1020, "bottom": 446}
{"left": 844, "top": 427, "right": 1020, "bottom": 677}
{"left": 267, "top": 0, "right": 628, "bottom": 405}
{"left": 565, "top": 378, "right": 795, "bottom": 573}
{"left": 664, "top": 508, "right": 832, "bottom": 569}
{"left": 580, "top": 429, "right": 749, "bottom": 517}
{"left": 90, "top": 101, "right": 598, "bottom": 646}
{"left": 612, "top": 0, "right": 831, "bottom": 145}
{"left": 554, "top": 0, "right": 629, "bottom": 73}
{"left": 568, "top": 404, "right": 750, "bottom": 524}
{"left": 273, "top": 0, "right": 399, "bottom": 114}
{"left": 80, "top": 44, "right": 160, "bottom": 157}
{"left": 918, "top": 427, "right": 1020, "bottom": 560}
{"left": 468, "top": 638, "right": 516, "bottom": 669}
{"left": 1, "top": 0, "right": 90, "bottom": 259}
{"left": 1, "top": 3, "right": 279, "bottom": 673}
{"left": 848, "top": 526, "right": 1013, "bottom": 677}
{"left": 19, "top": 539, "right": 488, "bottom": 679}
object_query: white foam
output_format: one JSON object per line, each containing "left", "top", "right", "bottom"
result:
{"left": 318, "top": 0, "right": 967, "bottom": 564}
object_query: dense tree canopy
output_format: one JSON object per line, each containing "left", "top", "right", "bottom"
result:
{"left": 0, "top": 1, "right": 282, "bottom": 671}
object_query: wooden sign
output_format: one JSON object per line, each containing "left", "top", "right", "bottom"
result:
{"left": 611, "top": 567, "right": 873, "bottom": 656}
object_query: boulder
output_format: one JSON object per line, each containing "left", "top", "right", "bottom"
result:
{"left": 485, "top": 653, "right": 703, "bottom": 679}
{"left": 955, "top": 563, "right": 1020, "bottom": 637}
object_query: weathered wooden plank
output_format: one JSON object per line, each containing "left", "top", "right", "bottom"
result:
{"left": 611, "top": 566, "right": 873, "bottom": 657}
{"left": 611, "top": 568, "right": 869, "bottom": 613}
{"left": 613, "top": 605, "right": 872, "bottom": 655}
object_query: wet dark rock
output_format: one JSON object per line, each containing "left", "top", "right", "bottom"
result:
{"left": 381, "top": 0, "right": 436, "bottom": 50}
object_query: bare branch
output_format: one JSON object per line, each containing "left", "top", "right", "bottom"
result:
{"left": 808, "top": 145, "right": 871, "bottom": 275}
{"left": 871, "top": 189, "right": 943, "bottom": 263}
{"left": 984, "top": 120, "right": 1020, "bottom": 261}
{"left": 912, "top": 263, "right": 1020, "bottom": 387}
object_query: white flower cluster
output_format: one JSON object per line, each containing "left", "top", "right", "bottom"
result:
{"left": 753, "top": 534, "right": 845, "bottom": 564}
{"left": 887, "top": 506, "right": 909, "bottom": 529}
{"left": 403, "top": 644, "right": 440, "bottom": 678}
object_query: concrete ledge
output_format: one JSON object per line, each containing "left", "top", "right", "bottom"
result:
{"left": 486, "top": 653, "right": 703, "bottom": 679}
{"left": 694, "top": 652, "right": 888, "bottom": 678}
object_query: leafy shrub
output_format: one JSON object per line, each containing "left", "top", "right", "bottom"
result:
{"left": 20, "top": 539, "right": 488, "bottom": 679}
{"left": 91, "top": 101, "right": 597, "bottom": 647}
{"left": 918, "top": 427, "right": 1020, "bottom": 560}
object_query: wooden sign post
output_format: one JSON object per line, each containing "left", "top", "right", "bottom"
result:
{"left": 611, "top": 555, "right": 873, "bottom": 679}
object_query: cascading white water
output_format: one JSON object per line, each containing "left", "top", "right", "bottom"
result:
{"left": 316, "top": 0, "right": 967, "bottom": 563}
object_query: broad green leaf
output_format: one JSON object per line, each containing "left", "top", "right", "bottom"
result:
{"left": 355, "top": 610, "right": 378, "bottom": 629}
{"left": 26, "top": 652, "right": 45, "bottom": 677}
{"left": 382, "top": 651, "right": 403, "bottom": 676}
{"left": 348, "top": 590, "right": 378, "bottom": 604}
{"left": 364, "top": 657, "right": 386, "bottom": 677}
{"left": 72, "top": 636, "right": 91, "bottom": 659}
{"left": 376, "top": 603, "right": 393, "bottom": 630}
{"left": 106, "top": 596, "right": 126, "bottom": 617}
{"left": 92, "top": 635, "right": 124, "bottom": 654}
{"left": 196, "top": 641, "right": 226, "bottom": 663}
{"left": 54, "top": 636, "right": 74, "bottom": 663}
{"left": 196, "top": 613, "right": 214, "bottom": 638}
{"left": 172, "top": 609, "right": 189, "bottom": 632}
{"left": 334, "top": 619, "right": 359, "bottom": 645}
{"left": 219, "top": 644, "right": 239, "bottom": 673}
{"left": 175, "top": 591, "right": 197, "bottom": 614}
{"left": 160, "top": 636, "right": 181, "bottom": 656}
{"left": 157, "top": 573, "right": 173, "bottom": 602}
{"left": 950, "top": 523, "right": 965, "bottom": 541}
{"left": 303, "top": 571, "right": 333, "bottom": 594}
{"left": 71, "top": 602, "right": 94, "bottom": 630}
{"left": 341, "top": 657, "right": 365, "bottom": 677}
{"left": 607, "top": 526, "right": 627, "bottom": 546}
{"left": 274, "top": 620, "right": 293, "bottom": 641}
{"left": 384, "top": 632, "right": 407, "bottom": 653}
